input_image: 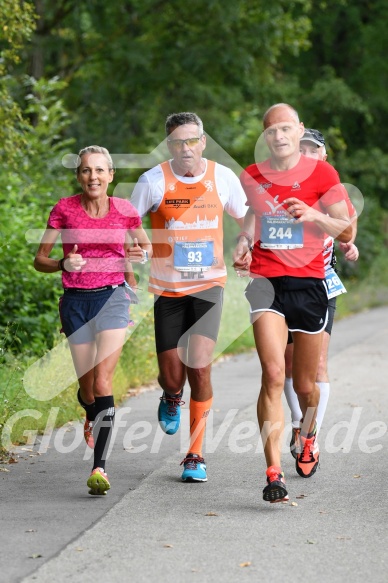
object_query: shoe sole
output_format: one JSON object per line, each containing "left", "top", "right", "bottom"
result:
{"left": 295, "top": 458, "right": 319, "bottom": 478}
{"left": 88, "top": 489, "right": 108, "bottom": 496}
{"left": 158, "top": 419, "right": 180, "bottom": 435}
{"left": 182, "top": 476, "right": 208, "bottom": 482}
{"left": 87, "top": 473, "right": 111, "bottom": 495}
{"left": 269, "top": 494, "right": 289, "bottom": 504}
{"left": 263, "top": 481, "right": 288, "bottom": 502}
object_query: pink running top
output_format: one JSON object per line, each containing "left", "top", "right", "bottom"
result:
{"left": 48, "top": 194, "right": 142, "bottom": 289}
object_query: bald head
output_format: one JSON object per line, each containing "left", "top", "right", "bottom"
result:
{"left": 263, "top": 103, "right": 300, "bottom": 129}
{"left": 262, "top": 103, "right": 304, "bottom": 169}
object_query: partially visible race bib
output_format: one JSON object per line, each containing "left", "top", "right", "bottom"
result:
{"left": 325, "top": 267, "right": 347, "bottom": 298}
{"left": 173, "top": 241, "right": 214, "bottom": 272}
{"left": 260, "top": 215, "right": 303, "bottom": 249}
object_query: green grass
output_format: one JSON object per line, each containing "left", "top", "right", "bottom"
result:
{"left": 335, "top": 252, "right": 388, "bottom": 318}
{"left": 0, "top": 300, "right": 159, "bottom": 453}
{"left": 1, "top": 251, "right": 388, "bottom": 453}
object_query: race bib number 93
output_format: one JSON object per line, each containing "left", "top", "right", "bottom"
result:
{"left": 174, "top": 241, "right": 214, "bottom": 272}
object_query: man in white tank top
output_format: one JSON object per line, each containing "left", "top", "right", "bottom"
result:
{"left": 131, "top": 112, "right": 247, "bottom": 482}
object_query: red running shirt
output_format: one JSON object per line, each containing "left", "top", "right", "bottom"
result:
{"left": 241, "top": 156, "right": 348, "bottom": 279}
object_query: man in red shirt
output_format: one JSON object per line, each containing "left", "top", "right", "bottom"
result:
{"left": 233, "top": 103, "right": 352, "bottom": 503}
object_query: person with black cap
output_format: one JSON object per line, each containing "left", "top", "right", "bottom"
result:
{"left": 300, "top": 128, "right": 327, "bottom": 160}
{"left": 284, "top": 128, "right": 359, "bottom": 460}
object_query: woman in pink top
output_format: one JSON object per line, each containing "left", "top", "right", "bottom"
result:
{"left": 34, "top": 145, "right": 152, "bottom": 495}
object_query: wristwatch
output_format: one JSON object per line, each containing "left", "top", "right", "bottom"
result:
{"left": 140, "top": 250, "right": 149, "bottom": 264}
{"left": 237, "top": 232, "right": 254, "bottom": 252}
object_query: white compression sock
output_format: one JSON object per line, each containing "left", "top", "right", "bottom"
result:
{"left": 316, "top": 381, "right": 330, "bottom": 433}
{"left": 283, "top": 377, "right": 302, "bottom": 428}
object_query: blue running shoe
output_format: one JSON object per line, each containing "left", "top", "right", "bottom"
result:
{"left": 181, "top": 453, "right": 207, "bottom": 482}
{"left": 158, "top": 390, "right": 184, "bottom": 435}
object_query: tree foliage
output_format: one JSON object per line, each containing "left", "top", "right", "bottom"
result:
{"left": 0, "top": 0, "right": 36, "bottom": 71}
{"left": 0, "top": 77, "right": 75, "bottom": 355}
{"left": 0, "top": 1, "right": 36, "bottom": 165}
{"left": 27, "top": 0, "right": 312, "bottom": 150}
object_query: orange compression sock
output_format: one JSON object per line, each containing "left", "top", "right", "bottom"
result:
{"left": 188, "top": 397, "right": 213, "bottom": 456}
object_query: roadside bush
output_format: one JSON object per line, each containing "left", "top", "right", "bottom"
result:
{"left": 0, "top": 77, "right": 74, "bottom": 357}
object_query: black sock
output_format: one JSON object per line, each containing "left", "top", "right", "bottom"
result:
{"left": 93, "top": 395, "right": 115, "bottom": 471}
{"left": 165, "top": 388, "right": 183, "bottom": 399}
{"left": 77, "top": 388, "right": 96, "bottom": 422}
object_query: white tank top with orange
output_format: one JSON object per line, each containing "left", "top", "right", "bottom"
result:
{"left": 131, "top": 159, "right": 246, "bottom": 297}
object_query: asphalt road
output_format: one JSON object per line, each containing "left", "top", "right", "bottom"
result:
{"left": 1, "top": 306, "right": 388, "bottom": 583}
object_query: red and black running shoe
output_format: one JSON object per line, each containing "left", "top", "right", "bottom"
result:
{"left": 296, "top": 434, "right": 319, "bottom": 478}
{"left": 263, "top": 465, "right": 289, "bottom": 503}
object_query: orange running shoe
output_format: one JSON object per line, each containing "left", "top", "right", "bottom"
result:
{"left": 87, "top": 467, "right": 110, "bottom": 495}
{"left": 296, "top": 433, "right": 319, "bottom": 478}
{"left": 290, "top": 427, "right": 301, "bottom": 459}
{"left": 263, "top": 465, "right": 289, "bottom": 503}
{"left": 84, "top": 418, "right": 95, "bottom": 449}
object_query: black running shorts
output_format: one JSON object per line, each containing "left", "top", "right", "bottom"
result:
{"left": 287, "top": 295, "right": 336, "bottom": 343}
{"left": 324, "top": 296, "right": 336, "bottom": 335}
{"left": 245, "top": 276, "right": 328, "bottom": 334}
{"left": 154, "top": 286, "right": 224, "bottom": 353}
